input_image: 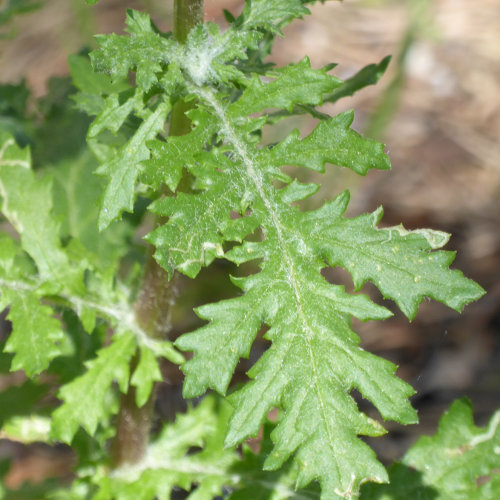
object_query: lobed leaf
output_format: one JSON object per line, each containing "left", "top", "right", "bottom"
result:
{"left": 51, "top": 332, "right": 137, "bottom": 443}
{"left": 91, "top": 9, "right": 176, "bottom": 90}
{"left": 0, "top": 132, "right": 68, "bottom": 280}
{"left": 314, "top": 195, "right": 485, "bottom": 319}
{"left": 2, "top": 290, "right": 67, "bottom": 377}
{"left": 94, "top": 396, "right": 237, "bottom": 500}
{"left": 266, "top": 111, "right": 391, "bottom": 175}
{"left": 79, "top": 3, "right": 486, "bottom": 498}
{"left": 152, "top": 53, "right": 483, "bottom": 495}
{"left": 362, "top": 399, "right": 500, "bottom": 499}
{"left": 228, "top": 58, "right": 341, "bottom": 117}
{"left": 0, "top": 135, "right": 74, "bottom": 376}
{"left": 238, "top": 0, "right": 311, "bottom": 32}
{"left": 130, "top": 345, "right": 163, "bottom": 408}
{"left": 94, "top": 101, "right": 170, "bottom": 230}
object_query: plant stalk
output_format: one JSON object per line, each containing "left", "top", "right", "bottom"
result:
{"left": 110, "top": 0, "right": 204, "bottom": 468}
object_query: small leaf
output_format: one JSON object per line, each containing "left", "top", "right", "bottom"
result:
{"left": 229, "top": 58, "right": 340, "bottom": 117}
{"left": 91, "top": 10, "right": 176, "bottom": 89}
{"left": 3, "top": 290, "right": 67, "bottom": 377}
{"left": 326, "top": 55, "right": 392, "bottom": 103}
{"left": 363, "top": 399, "right": 500, "bottom": 499}
{"left": 97, "top": 101, "right": 170, "bottom": 230}
{"left": 239, "top": 0, "right": 310, "bottom": 31}
{"left": 94, "top": 396, "right": 238, "bottom": 500}
{"left": 131, "top": 346, "right": 163, "bottom": 408}
{"left": 267, "top": 111, "right": 391, "bottom": 175}
{"left": 51, "top": 332, "right": 137, "bottom": 443}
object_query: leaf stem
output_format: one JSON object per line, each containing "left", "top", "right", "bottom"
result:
{"left": 110, "top": 0, "right": 204, "bottom": 468}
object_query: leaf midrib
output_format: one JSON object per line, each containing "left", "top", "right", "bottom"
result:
{"left": 198, "top": 87, "right": 342, "bottom": 483}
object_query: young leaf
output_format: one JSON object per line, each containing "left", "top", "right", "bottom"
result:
{"left": 2, "top": 289, "right": 67, "bottom": 377}
{"left": 94, "top": 101, "right": 170, "bottom": 230}
{"left": 362, "top": 399, "right": 500, "bottom": 499}
{"left": 51, "top": 332, "right": 137, "bottom": 443}
{"left": 130, "top": 345, "right": 163, "bottom": 408}
{"left": 91, "top": 9, "right": 176, "bottom": 89}
{"left": 238, "top": 0, "right": 310, "bottom": 32}
{"left": 94, "top": 396, "right": 237, "bottom": 500}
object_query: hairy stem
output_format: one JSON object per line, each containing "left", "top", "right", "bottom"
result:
{"left": 110, "top": 0, "right": 204, "bottom": 468}
{"left": 174, "top": 0, "right": 204, "bottom": 44}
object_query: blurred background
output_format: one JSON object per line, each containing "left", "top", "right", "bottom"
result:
{"left": 1, "top": 0, "right": 499, "bottom": 492}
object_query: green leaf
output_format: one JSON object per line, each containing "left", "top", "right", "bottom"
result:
{"left": 130, "top": 345, "right": 163, "bottom": 408}
{"left": 95, "top": 101, "right": 170, "bottom": 230}
{"left": 266, "top": 111, "right": 391, "bottom": 175}
{"left": 78, "top": 4, "right": 486, "bottom": 499}
{"left": 94, "top": 396, "right": 238, "bottom": 500}
{"left": 316, "top": 196, "right": 485, "bottom": 319}
{"left": 405, "top": 399, "right": 500, "bottom": 499}
{"left": 325, "top": 56, "right": 392, "bottom": 104}
{"left": 150, "top": 52, "right": 482, "bottom": 493}
{"left": 0, "top": 132, "right": 68, "bottom": 280}
{"left": 2, "top": 289, "right": 67, "bottom": 376}
{"left": 91, "top": 9, "right": 176, "bottom": 90}
{"left": 51, "top": 332, "right": 137, "bottom": 443}
{"left": 0, "top": 135, "right": 72, "bottom": 376}
{"left": 228, "top": 58, "right": 341, "bottom": 117}
{"left": 239, "top": 0, "right": 311, "bottom": 31}
{"left": 49, "top": 150, "right": 134, "bottom": 268}
{"left": 362, "top": 399, "right": 500, "bottom": 499}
